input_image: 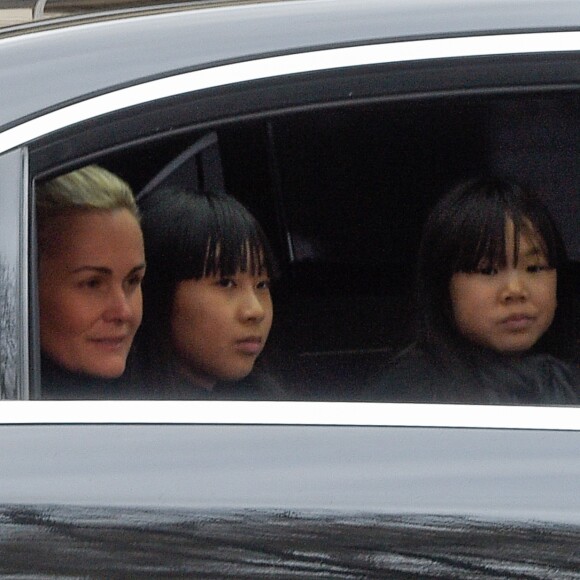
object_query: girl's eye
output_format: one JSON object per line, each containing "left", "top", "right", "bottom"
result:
{"left": 217, "top": 277, "right": 236, "bottom": 288}
{"left": 476, "top": 266, "right": 498, "bottom": 276}
{"left": 527, "top": 264, "right": 550, "bottom": 273}
{"left": 256, "top": 279, "right": 271, "bottom": 290}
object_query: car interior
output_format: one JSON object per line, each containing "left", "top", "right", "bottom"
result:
{"left": 33, "top": 88, "right": 580, "bottom": 400}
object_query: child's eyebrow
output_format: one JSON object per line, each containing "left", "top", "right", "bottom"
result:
{"left": 523, "top": 245, "right": 544, "bottom": 257}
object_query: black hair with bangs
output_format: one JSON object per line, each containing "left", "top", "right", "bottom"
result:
{"left": 140, "top": 187, "right": 273, "bottom": 283}
{"left": 132, "top": 187, "right": 275, "bottom": 384}
{"left": 415, "top": 177, "right": 573, "bottom": 359}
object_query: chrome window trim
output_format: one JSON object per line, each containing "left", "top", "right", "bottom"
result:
{"left": 18, "top": 147, "right": 30, "bottom": 399}
{"left": 1, "top": 31, "right": 580, "bottom": 154}
{"left": 0, "top": 401, "right": 579, "bottom": 430}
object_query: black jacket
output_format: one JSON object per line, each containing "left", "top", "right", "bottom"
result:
{"left": 42, "top": 354, "right": 286, "bottom": 400}
{"left": 133, "top": 367, "right": 286, "bottom": 400}
{"left": 369, "top": 345, "right": 580, "bottom": 405}
{"left": 40, "top": 355, "right": 129, "bottom": 400}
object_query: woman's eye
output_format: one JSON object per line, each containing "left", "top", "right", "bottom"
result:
{"left": 256, "top": 279, "right": 271, "bottom": 290}
{"left": 80, "top": 278, "right": 103, "bottom": 289}
{"left": 127, "top": 273, "right": 144, "bottom": 288}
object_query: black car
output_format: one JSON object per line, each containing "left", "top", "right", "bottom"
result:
{"left": 0, "top": 0, "right": 579, "bottom": 575}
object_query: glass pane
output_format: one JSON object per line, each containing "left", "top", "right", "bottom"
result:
{"left": 0, "top": 149, "right": 27, "bottom": 399}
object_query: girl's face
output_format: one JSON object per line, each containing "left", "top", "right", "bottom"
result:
{"left": 449, "top": 221, "right": 557, "bottom": 354}
{"left": 170, "top": 268, "right": 273, "bottom": 389}
{"left": 39, "top": 209, "right": 146, "bottom": 377}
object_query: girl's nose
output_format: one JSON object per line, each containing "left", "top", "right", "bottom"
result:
{"left": 239, "top": 289, "right": 266, "bottom": 321}
{"left": 500, "top": 271, "right": 529, "bottom": 302}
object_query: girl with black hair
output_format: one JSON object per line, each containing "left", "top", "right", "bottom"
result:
{"left": 132, "top": 187, "right": 282, "bottom": 399}
{"left": 371, "top": 177, "right": 579, "bottom": 405}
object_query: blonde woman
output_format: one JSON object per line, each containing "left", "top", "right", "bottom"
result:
{"left": 37, "top": 165, "right": 145, "bottom": 398}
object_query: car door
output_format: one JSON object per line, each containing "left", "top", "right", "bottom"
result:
{"left": 0, "top": 2, "right": 579, "bottom": 575}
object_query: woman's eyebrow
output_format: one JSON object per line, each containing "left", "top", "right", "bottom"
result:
{"left": 70, "top": 266, "right": 112, "bottom": 275}
{"left": 70, "top": 263, "right": 146, "bottom": 275}
{"left": 130, "top": 263, "right": 147, "bottom": 273}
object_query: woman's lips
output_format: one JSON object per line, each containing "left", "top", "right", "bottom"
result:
{"left": 90, "top": 336, "right": 130, "bottom": 350}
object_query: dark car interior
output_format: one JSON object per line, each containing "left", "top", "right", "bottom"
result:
{"left": 32, "top": 86, "right": 580, "bottom": 400}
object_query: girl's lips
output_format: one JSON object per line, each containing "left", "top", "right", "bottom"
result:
{"left": 501, "top": 314, "right": 535, "bottom": 331}
{"left": 235, "top": 337, "right": 263, "bottom": 356}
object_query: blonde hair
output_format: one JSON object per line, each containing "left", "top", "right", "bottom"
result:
{"left": 36, "top": 165, "right": 139, "bottom": 253}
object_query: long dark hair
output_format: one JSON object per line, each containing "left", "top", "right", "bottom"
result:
{"left": 133, "top": 187, "right": 275, "bottom": 382}
{"left": 415, "top": 177, "right": 574, "bottom": 361}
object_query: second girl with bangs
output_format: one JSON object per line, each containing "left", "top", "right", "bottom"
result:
{"left": 132, "top": 187, "right": 281, "bottom": 399}
{"left": 371, "top": 177, "right": 579, "bottom": 405}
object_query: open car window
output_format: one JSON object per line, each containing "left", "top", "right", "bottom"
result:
{"left": 9, "top": 33, "right": 579, "bottom": 402}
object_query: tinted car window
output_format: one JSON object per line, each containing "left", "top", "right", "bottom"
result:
{"left": 4, "top": 29, "right": 571, "bottom": 402}
{"left": 30, "top": 90, "right": 580, "bottom": 401}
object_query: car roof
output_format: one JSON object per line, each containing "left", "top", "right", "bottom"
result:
{"left": 1, "top": 0, "right": 579, "bottom": 132}
{"left": 0, "top": 0, "right": 216, "bottom": 27}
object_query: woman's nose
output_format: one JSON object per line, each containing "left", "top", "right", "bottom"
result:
{"left": 103, "top": 287, "right": 134, "bottom": 322}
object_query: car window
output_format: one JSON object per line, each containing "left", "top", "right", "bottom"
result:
{"left": 16, "top": 39, "right": 580, "bottom": 402}
{"left": 0, "top": 149, "right": 28, "bottom": 400}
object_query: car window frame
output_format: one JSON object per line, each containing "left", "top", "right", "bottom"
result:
{"left": 3, "top": 30, "right": 580, "bottom": 156}
{"left": 3, "top": 29, "right": 579, "bottom": 404}
{"left": 0, "top": 147, "right": 30, "bottom": 400}
{"left": 0, "top": 400, "right": 579, "bottom": 430}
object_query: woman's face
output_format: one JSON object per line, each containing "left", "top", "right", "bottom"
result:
{"left": 39, "top": 209, "right": 145, "bottom": 378}
{"left": 170, "top": 269, "right": 273, "bottom": 389}
{"left": 449, "top": 221, "right": 557, "bottom": 354}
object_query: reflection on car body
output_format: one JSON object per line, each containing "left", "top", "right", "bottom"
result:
{"left": 1, "top": 403, "right": 580, "bottom": 575}
{"left": 2, "top": 507, "right": 580, "bottom": 576}
{"left": 0, "top": 0, "right": 579, "bottom": 574}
